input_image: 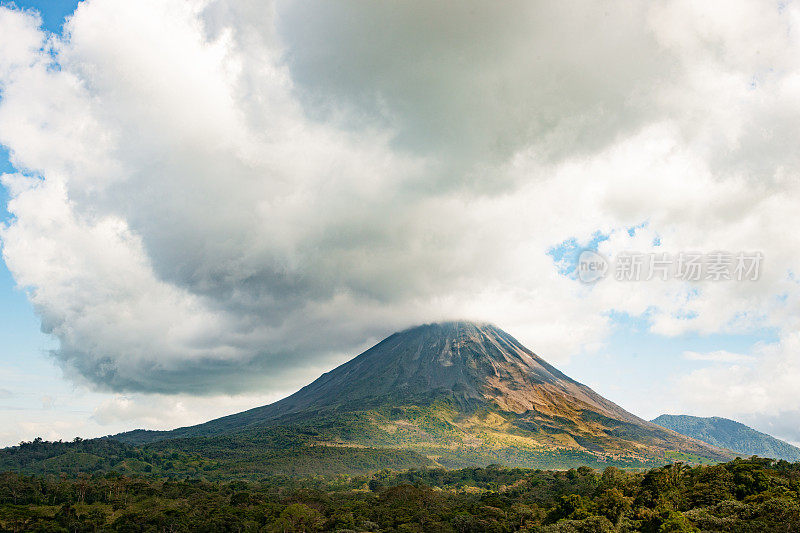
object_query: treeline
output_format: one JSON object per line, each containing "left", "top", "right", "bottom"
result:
{"left": 0, "top": 436, "right": 434, "bottom": 480}
{"left": 1, "top": 457, "right": 799, "bottom": 532}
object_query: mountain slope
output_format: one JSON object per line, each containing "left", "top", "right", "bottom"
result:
{"left": 115, "top": 322, "right": 731, "bottom": 468}
{"left": 652, "top": 414, "right": 800, "bottom": 462}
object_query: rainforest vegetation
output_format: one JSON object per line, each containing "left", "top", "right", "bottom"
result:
{"left": 1, "top": 455, "right": 799, "bottom": 532}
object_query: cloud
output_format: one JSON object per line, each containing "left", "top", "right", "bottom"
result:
{"left": 674, "top": 332, "right": 800, "bottom": 443}
{"left": 0, "top": 0, "right": 800, "bottom": 401}
{"left": 682, "top": 350, "right": 755, "bottom": 363}
{"left": 91, "top": 391, "right": 288, "bottom": 429}
{"left": 275, "top": 0, "right": 667, "bottom": 171}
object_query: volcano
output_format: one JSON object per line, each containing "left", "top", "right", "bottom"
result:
{"left": 114, "top": 321, "right": 730, "bottom": 470}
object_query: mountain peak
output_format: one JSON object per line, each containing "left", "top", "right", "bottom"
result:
{"left": 114, "top": 323, "right": 732, "bottom": 467}
{"left": 396, "top": 320, "right": 495, "bottom": 334}
{"left": 262, "top": 321, "right": 639, "bottom": 423}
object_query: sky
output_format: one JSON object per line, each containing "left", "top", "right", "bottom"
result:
{"left": 1, "top": 0, "right": 800, "bottom": 447}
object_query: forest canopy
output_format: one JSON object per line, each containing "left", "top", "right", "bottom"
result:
{"left": 1, "top": 456, "right": 799, "bottom": 532}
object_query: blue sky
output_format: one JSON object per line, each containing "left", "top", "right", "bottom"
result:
{"left": 2, "top": 0, "right": 78, "bottom": 33}
{"left": 0, "top": 0, "right": 798, "bottom": 447}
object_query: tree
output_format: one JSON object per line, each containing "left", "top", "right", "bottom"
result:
{"left": 550, "top": 494, "right": 591, "bottom": 522}
{"left": 595, "top": 488, "right": 629, "bottom": 525}
{"left": 269, "top": 503, "right": 325, "bottom": 532}
{"left": 657, "top": 510, "right": 697, "bottom": 532}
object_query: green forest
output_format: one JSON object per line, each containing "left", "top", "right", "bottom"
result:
{"left": 2, "top": 455, "right": 799, "bottom": 532}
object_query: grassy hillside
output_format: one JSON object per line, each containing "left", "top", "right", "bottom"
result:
{"left": 0, "top": 436, "right": 435, "bottom": 480}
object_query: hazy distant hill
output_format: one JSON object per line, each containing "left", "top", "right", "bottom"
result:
{"left": 1, "top": 322, "right": 732, "bottom": 478}
{"left": 652, "top": 414, "right": 800, "bottom": 462}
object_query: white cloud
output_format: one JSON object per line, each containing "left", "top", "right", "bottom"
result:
{"left": 683, "top": 350, "right": 755, "bottom": 363}
{"left": 682, "top": 332, "right": 800, "bottom": 410}
{"left": 0, "top": 7, "right": 43, "bottom": 78}
{"left": 0, "top": 0, "right": 799, "bottom": 416}
{"left": 90, "top": 391, "right": 290, "bottom": 429}
{"left": 671, "top": 332, "right": 800, "bottom": 443}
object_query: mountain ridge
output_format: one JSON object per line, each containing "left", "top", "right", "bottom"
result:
{"left": 652, "top": 414, "right": 800, "bottom": 462}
